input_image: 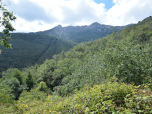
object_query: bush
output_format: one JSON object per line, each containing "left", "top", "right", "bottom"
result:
{"left": 37, "top": 81, "right": 51, "bottom": 95}
{"left": 19, "top": 89, "right": 47, "bottom": 101}
{"left": 0, "top": 84, "right": 13, "bottom": 104}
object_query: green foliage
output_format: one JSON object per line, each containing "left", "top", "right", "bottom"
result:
{"left": 125, "top": 88, "right": 152, "bottom": 113}
{"left": 12, "top": 68, "right": 23, "bottom": 85}
{"left": 1, "top": 68, "right": 14, "bottom": 78}
{"left": 38, "top": 81, "right": 47, "bottom": 91}
{"left": 36, "top": 59, "right": 56, "bottom": 90}
{"left": 0, "top": 34, "right": 74, "bottom": 76}
{"left": 0, "top": 84, "right": 13, "bottom": 104}
{"left": 2, "top": 82, "right": 152, "bottom": 113}
{"left": 1, "top": 77, "right": 23, "bottom": 100}
{"left": 0, "top": 1, "right": 16, "bottom": 49}
{"left": 30, "top": 23, "right": 152, "bottom": 95}
{"left": 26, "top": 72, "right": 34, "bottom": 92}
{"left": 1, "top": 68, "right": 25, "bottom": 100}
{"left": 8, "top": 78, "right": 23, "bottom": 100}
{"left": 19, "top": 89, "right": 47, "bottom": 101}
{"left": 102, "top": 41, "right": 152, "bottom": 85}
{"left": 37, "top": 81, "right": 51, "bottom": 95}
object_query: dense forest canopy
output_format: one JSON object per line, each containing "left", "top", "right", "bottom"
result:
{"left": 0, "top": 33, "right": 75, "bottom": 77}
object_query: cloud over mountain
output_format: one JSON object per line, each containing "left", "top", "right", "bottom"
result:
{"left": 2, "top": 0, "right": 152, "bottom": 32}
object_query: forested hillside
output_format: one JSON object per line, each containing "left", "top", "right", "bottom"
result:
{"left": 30, "top": 22, "right": 131, "bottom": 43}
{"left": 1, "top": 16, "right": 152, "bottom": 113}
{"left": 0, "top": 22, "right": 129, "bottom": 77}
{"left": 0, "top": 33, "right": 74, "bottom": 77}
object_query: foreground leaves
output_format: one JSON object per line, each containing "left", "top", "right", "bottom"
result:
{"left": 1, "top": 82, "right": 152, "bottom": 113}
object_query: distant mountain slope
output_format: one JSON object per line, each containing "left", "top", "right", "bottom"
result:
{"left": 30, "top": 22, "right": 132, "bottom": 43}
{"left": 0, "top": 33, "right": 74, "bottom": 76}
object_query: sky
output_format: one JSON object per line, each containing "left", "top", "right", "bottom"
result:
{"left": 1, "top": 0, "right": 152, "bottom": 33}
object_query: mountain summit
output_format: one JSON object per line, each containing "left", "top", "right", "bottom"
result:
{"left": 55, "top": 25, "right": 62, "bottom": 28}
{"left": 31, "top": 22, "right": 131, "bottom": 43}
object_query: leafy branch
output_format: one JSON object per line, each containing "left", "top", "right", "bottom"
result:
{"left": 0, "top": 0, "right": 16, "bottom": 52}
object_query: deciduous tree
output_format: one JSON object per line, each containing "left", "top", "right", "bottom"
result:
{"left": 0, "top": 1, "right": 16, "bottom": 53}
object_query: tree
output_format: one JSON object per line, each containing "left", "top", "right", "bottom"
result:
{"left": 0, "top": 1, "right": 16, "bottom": 53}
{"left": 7, "top": 78, "right": 23, "bottom": 100}
{"left": 26, "top": 72, "right": 34, "bottom": 92}
{"left": 12, "top": 68, "right": 23, "bottom": 85}
{"left": 37, "top": 81, "right": 48, "bottom": 93}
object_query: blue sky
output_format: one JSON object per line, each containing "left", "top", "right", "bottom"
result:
{"left": 2, "top": 0, "right": 152, "bottom": 32}
{"left": 94, "top": 0, "right": 114, "bottom": 10}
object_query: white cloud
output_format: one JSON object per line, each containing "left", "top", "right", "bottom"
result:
{"left": 1, "top": 0, "right": 152, "bottom": 32}
{"left": 106, "top": 0, "right": 152, "bottom": 25}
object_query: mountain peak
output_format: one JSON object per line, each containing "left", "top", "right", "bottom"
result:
{"left": 56, "top": 24, "right": 62, "bottom": 28}
{"left": 90, "top": 22, "right": 102, "bottom": 28}
{"left": 91, "top": 22, "right": 100, "bottom": 25}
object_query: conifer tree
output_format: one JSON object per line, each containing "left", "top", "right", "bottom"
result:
{"left": 26, "top": 72, "right": 34, "bottom": 92}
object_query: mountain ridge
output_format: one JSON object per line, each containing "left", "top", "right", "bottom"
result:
{"left": 29, "top": 22, "right": 133, "bottom": 43}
